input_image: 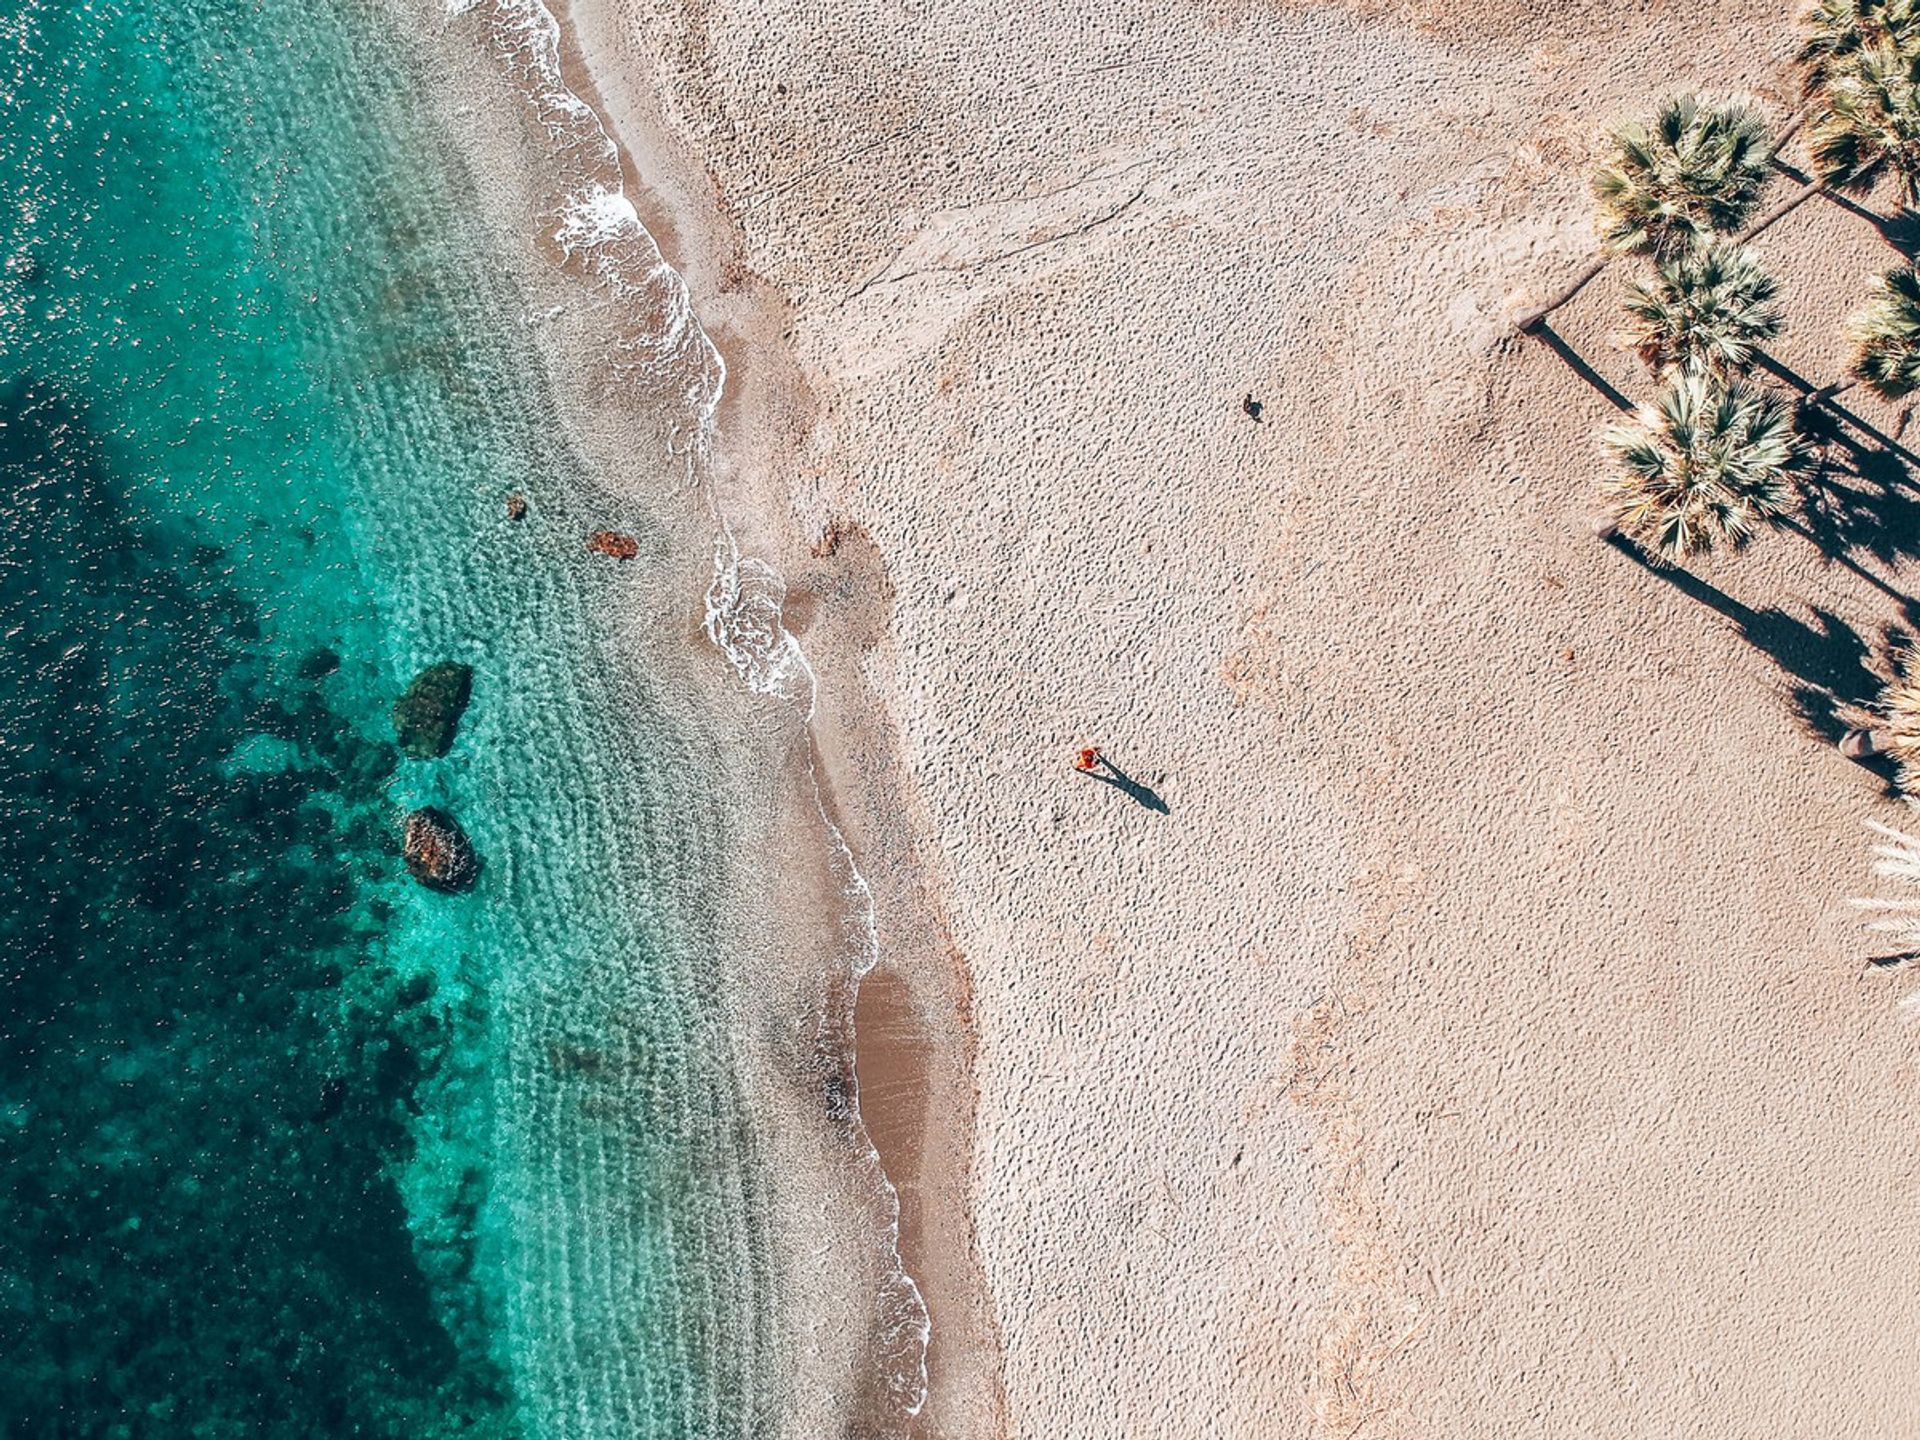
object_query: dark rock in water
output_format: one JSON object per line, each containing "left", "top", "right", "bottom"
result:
{"left": 505, "top": 493, "right": 528, "bottom": 522}
{"left": 402, "top": 807, "right": 479, "bottom": 893}
{"left": 339, "top": 738, "right": 399, "bottom": 796}
{"left": 298, "top": 646, "right": 341, "bottom": 680}
{"left": 392, "top": 661, "right": 472, "bottom": 759}
{"left": 314, "top": 1075, "right": 348, "bottom": 1121}
{"left": 587, "top": 528, "right": 639, "bottom": 560}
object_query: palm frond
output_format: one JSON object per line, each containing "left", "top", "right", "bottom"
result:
{"left": 1875, "top": 646, "right": 1920, "bottom": 792}
{"left": 1848, "top": 265, "right": 1920, "bottom": 396}
{"left": 1599, "top": 371, "right": 1805, "bottom": 559}
{"left": 1851, "top": 816, "right": 1920, "bottom": 958}
{"left": 1620, "top": 240, "right": 1785, "bottom": 376}
{"left": 1810, "top": 40, "right": 1920, "bottom": 197}
{"left": 1797, "top": 0, "right": 1920, "bottom": 96}
{"left": 1593, "top": 96, "right": 1776, "bottom": 257}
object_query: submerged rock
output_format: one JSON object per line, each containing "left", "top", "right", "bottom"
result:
{"left": 402, "top": 807, "right": 479, "bottom": 893}
{"left": 297, "top": 646, "right": 341, "bottom": 680}
{"left": 392, "top": 661, "right": 472, "bottom": 759}
{"left": 587, "top": 529, "right": 639, "bottom": 560}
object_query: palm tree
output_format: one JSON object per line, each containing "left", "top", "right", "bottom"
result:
{"left": 1815, "top": 40, "right": 1920, "bottom": 193}
{"left": 1796, "top": 0, "right": 1920, "bottom": 98}
{"left": 1737, "top": 14, "right": 1920, "bottom": 238}
{"left": 1599, "top": 371, "right": 1805, "bottom": 558}
{"left": 1848, "top": 817, "right": 1920, "bottom": 962}
{"left": 1841, "top": 646, "right": 1920, "bottom": 784}
{"left": 1750, "top": 38, "right": 1920, "bottom": 236}
{"left": 1620, "top": 241, "right": 1785, "bottom": 376}
{"left": 1516, "top": 97, "right": 1775, "bottom": 332}
{"left": 1845, "top": 264, "right": 1920, "bottom": 397}
{"left": 1777, "top": 0, "right": 1920, "bottom": 155}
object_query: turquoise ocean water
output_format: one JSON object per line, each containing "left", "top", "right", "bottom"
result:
{"left": 0, "top": 0, "right": 777, "bottom": 1433}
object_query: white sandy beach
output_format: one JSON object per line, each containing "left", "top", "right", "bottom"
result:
{"left": 546, "top": 0, "right": 1920, "bottom": 1433}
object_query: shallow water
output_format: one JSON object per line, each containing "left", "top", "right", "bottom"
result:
{"left": 0, "top": 1, "right": 772, "bottom": 1433}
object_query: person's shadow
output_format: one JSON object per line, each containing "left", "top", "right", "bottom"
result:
{"left": 1082, "top": 756, "right": 1170, "bottom": 814}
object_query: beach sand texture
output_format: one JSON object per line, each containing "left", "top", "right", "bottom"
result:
{"left": 564, "top": 0, "right": 1920, "bottom": 1433}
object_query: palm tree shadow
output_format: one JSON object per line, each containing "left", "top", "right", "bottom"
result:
{"left": 1799, "top": 439, "right": 1920, "bottom": 569}
{"left": 1757, "top": 353, "right": 1920, "bottom": 485}
{"left": 1879, "top": 206, "right": 1920, "bottom": 258}
{"left": 1767, "top": 155, "right": 1899, "bottom": 231}
{"left": 1083, "top": 759, "right": 1170, "bottom": 814}
{"left": 1795, "top": 385, "right": 1920, "bottom": 485}
{"left": 1607, "top": 533, "right": 1903, "bottom": 773}
{"left": 1527, "top": 322, "right": 1635, "bottom": 414}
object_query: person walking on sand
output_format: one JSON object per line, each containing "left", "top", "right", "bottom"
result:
{"left": 1069, "top": 744, "right": 1169, "bottom": 812}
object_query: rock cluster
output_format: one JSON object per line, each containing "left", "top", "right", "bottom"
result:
{"left": 402, "top": 807, "right": 479, "bottom": 893}
{"left": 587, "top": 529, "right": 639, "bottom": 560}
{"left": 392, "top": 661, "right": 472, "bottom": 759}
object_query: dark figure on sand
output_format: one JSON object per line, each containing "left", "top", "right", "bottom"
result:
{"left": 1071, "top": 745, "right": 1169, "bottom": 814}
{"left": 1242, "top": 393, "right": 1263, "bottom": 423}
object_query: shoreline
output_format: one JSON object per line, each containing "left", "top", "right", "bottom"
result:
{"left": 538, "top": 0, "right": 811, "bottom": 545}
{"left": 408, "top": 0, "right": 942, "bottom": 1429}
{"left": 392, "top": 8, "right": 804, "bottom": 1430}
{"left": 507, "top": 0, "right": 1004, "bottom": 1431}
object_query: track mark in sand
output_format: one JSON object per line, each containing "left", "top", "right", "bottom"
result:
{"left": 840, "top": 185, "right": 1150, "bottom": 303}
{"left": 739, "top": 120, "right": 929, "bottom": 214}
{"left": 1288, "top": 985, "right": 1429, "bottom": 1438}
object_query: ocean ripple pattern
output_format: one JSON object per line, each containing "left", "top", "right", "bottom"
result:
{"left": 453, "top": 0, "right": 932, "bottom": 1427}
